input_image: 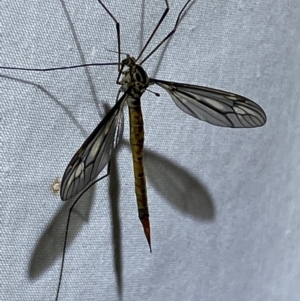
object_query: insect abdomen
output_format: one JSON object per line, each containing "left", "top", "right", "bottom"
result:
{"left": 128, "top": 97, "right": 151, "bottom": 251}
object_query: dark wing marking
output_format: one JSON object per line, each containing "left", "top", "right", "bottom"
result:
{"left": 151, "top": 78, "right": 266, "bottom": 128}
{"left": 60, "top": 94, "right": 127, "bottom": 201}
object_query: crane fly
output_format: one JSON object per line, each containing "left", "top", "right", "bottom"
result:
{"left": 1, "top": 0, "right": 267, "bottom": 300}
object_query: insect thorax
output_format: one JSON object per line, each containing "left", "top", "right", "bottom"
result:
{"left": 120, "top": 56, "right": 150, "bottom": 105}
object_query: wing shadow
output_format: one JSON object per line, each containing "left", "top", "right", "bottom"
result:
{"left": 29, "top": 184, "right": 96, "bottom": 278}
{"left": 145, "top": 150, "right": 214, "bottom": 219}
{"left": 122, "top": 141, "right": 214, "bottom": 220}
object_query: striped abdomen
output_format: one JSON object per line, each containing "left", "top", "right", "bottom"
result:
{"left": 128, "top": 97, "right": 151, "bottom": 251}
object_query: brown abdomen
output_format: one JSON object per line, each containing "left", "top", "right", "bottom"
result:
{"left": 128, "top": 98, "right": 151, "bottom": 251}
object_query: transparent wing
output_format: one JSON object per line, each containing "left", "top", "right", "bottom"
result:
{"left": 60, "top": 94, "right": 127, "bottom": 201}
{"left": 151, "top": 78, "right": 266, "bottom": 128}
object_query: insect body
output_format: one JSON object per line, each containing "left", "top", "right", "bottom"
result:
{"left": 61, "top": 55, "right": 154, "bottom": 249}
{"left": 122, "top": 57, "right": 152, "bottom": 250}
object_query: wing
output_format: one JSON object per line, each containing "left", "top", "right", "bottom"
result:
{"left": 151, "top": 78, "right": 266, "bottom": 128}
{"left": 60, "top": 93, "right": 127, "bottom": 201}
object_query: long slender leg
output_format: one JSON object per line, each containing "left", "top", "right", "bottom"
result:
{"left": 55, "top": 168, "right": 111, "bottom": 301}
{"left": 136, "top": 0, "right": 170, "bottom": 62}
{"left": 140, "top": 0, "right": 193, "bottom": 65}
{"left": 0, "top": 62, "right": 118, "bottom": 72}
{"left": 96, "top": 0, "right": 121, "bottom": 72}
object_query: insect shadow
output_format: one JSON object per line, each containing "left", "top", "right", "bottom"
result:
{"left": 143, "top": 145, "right": 214, "bottom": 219}
{"left": 28, "top": 135, "right": 213, "bottom": 278}
{"left": 29, "top": 183, "right": 97, "bottom": 280}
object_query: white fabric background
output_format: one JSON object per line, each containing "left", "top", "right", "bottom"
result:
{"left": 1, "top": 0, "right": 300, "bottom": 300}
